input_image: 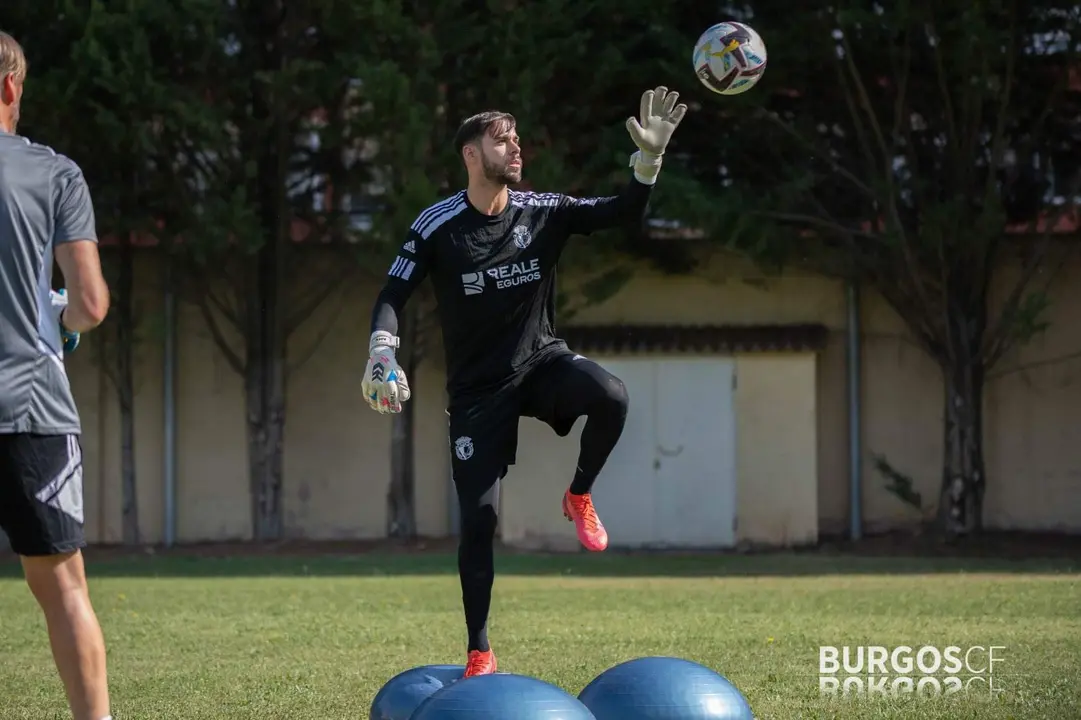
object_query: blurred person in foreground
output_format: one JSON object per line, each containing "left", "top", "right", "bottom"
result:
{"left": 362, "top": 85, "right": 687, "bottom": 676}
{"left": 0, "top": 30, "right": 113, "bottom": 720}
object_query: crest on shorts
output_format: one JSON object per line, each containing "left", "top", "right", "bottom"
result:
{"left": 454, "top": 435, "right": 474, "bottom": 461}
{"left": 511, "top": 225, "right": 532, "bottom": 249}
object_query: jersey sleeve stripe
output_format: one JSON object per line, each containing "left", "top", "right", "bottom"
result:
{"left": 410, "top": 194, "right": 458, "bottom": 230}
{"left": 508, "top": 190, "right": 561, "bottom": 198}
{"left": 509, "top": 190, "right": 562, "bottom": 200}
{"left": 415, "top": 198, "right": 467, "bottom": 239}
{"left": 410, "top": 191, "right": 466, "bottom": 233}
{"left": 388, "top": 256, "right": 416, "bottom": 280}
{"left": 508, "top": 190, "right": 561, "bottom": 207}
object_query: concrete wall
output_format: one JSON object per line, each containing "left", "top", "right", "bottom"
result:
{"left": 67, "top": 248, "right": 1081, "bottom": 546}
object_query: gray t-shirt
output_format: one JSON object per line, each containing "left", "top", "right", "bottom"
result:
{"left": 0, "top": 132, "right": 98, "bottom": 435}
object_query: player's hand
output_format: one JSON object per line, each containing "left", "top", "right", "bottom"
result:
{"left": 50, "top": 289, "right": 80, "bottom": 354}
{"left": 625, "top": 86, "right": 688, "bottom": 158}
{"left": 362, "top": 331, "right": 412, "bottom": 414}
{"left": 625, "top": 86, "right": 688, "bottom": 183}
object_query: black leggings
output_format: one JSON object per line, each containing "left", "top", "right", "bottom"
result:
{"left": 455, "top": 355, "right": 629, "bottom": 652}
{"left": 458, "top": 478, "right": 501, "bottom": 653}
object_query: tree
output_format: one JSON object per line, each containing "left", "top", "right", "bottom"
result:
{"left": 64, "top": 2, "right": 199, "bottom": 547}
{"left": 167, "top": 0, "right": 421, "bottom": 540}
{"left": 692, "top": 1, "right": 1081, "bottom": 534}
{"left": 10, "top": 0, "right": 221, "bottom": 544}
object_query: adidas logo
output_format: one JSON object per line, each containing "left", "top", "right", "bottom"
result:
{"left": 403, "top": 240, "right": 416, "bottom": 254}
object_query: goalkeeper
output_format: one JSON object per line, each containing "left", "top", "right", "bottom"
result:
{"left": 363, "top": 86, "right": 688, "bottom": 677}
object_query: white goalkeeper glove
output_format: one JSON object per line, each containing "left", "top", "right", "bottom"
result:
{"left": 362, "top": 331, "right": 411, "bottom": 414}
{"left": 624, "top": 85, "right": 689, "bottom": 185}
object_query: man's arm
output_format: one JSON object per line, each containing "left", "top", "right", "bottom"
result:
{"left": 52, "top": 159, "right": 109, "bottom": 332}
{"left": 547, "top": 85, "right": 688, "bottom": 242}
{"left": 548, "top": 176, "right": 654, "bottom": 239}
{"left": 363, "top": 228, "right": 433, "bottom": 413}
{"left": 370, "top": 228, "right": 432, "bottom": 337}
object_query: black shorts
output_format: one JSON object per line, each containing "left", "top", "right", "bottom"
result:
{"left": 0, "top": 434, "right": 86, "bottom": 556}
{"left": 447, "top": 351, "right": 616, "bottom": 503}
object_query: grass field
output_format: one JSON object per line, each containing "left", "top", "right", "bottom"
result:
{"left": 1, "top": 548, "right": 1078, "bottom": 719}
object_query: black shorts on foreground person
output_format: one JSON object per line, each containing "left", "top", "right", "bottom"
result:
{"left": 361, "top": 85, "right": 689, "bottom": 679}
{"left": 0, "top": 434, "right": 86, "bottom": 556}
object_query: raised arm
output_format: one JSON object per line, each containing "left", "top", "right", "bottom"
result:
{"left": 545, "top": 178, "right": 654, "bottom": 238}
{"left": 548, "top": 86, "right": 687, "bottom": 240}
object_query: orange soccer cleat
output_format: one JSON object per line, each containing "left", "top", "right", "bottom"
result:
{"left": 562, "top": 490, "right": 609, "bottom": 552}
{"left": 464, "top": 648, "right": 498, "bottom": 678}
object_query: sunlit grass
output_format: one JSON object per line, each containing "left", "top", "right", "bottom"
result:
{"left": 0, "top": 551, "right": 1077, "bottom": 719}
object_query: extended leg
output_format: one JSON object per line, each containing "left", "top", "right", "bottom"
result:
{"left": 457, "top": 473, "right": 501, "bottom": 676}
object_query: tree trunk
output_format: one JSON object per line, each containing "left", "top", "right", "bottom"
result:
{"left": 387, "top": 303, "right": 418, "bottom": 538}
{"left": 243, "top": 1, "right": 287, "bottom": 542}
{"left": 244, "top": 360, "right": 286, "bottom": 541}
{"left": 939, "top": 356, "right": 986, "bottom": 536}
{"left": 244, "top": 236, "right": 287, "bottom": 541}
{"left": 117, "top": 238, "right": 140, "bottom": 545}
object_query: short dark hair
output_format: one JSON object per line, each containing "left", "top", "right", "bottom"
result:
{"left": 454, "top": 110, "right": 516, "bottom": 157}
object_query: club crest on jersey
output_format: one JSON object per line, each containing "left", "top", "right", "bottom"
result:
{"left": 511, "top": 225, "right": 532, "bottom": 249}
{"left": 454, "top": 436, "right": 474, "bottom": 461}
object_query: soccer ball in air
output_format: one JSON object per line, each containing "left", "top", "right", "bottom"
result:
{"left": 692, "top": 21, "right": 767, "bottom": 95}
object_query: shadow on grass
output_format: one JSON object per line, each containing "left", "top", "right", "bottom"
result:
{"left": 0, "top": 536, "right": 1078, "bottom": 579}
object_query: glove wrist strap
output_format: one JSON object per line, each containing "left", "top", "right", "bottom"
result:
{"left": 629, "top": 150, "right": 663, "bottom": 185}
{"left": 370, "top": 330, "right": 400, "bottom": 353}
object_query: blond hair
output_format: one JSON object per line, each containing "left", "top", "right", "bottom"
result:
{"left": 0, "top": 31, "right": 27, "bottom": 84}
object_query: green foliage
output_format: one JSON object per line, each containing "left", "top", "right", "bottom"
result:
{"left": 13, "top": 0, "right": 1075, "bottom": 366}
{"left": 683, "top": 1, "right": 1081, "bottom": 532}
{"left": 346, "top": 0, "right": 724, "bottom": 323}
{"left": 677, "top": 1, "right": 1081, "bottom": 368}
{"left": 15, "top": 0, "right": 225, "bottom": 240}
{"left": 6, "top": 0, "right": 227, "bottom": 409}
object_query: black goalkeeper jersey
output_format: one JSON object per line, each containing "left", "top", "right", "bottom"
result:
{"left": 371, "top": 177, "right": 653, "bottom": 402}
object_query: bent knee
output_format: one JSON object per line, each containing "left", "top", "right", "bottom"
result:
{"left": 593, "top": 375, "right": 629, "bottom": 417}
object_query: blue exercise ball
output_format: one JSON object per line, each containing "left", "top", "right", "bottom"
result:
{"left": 369, "top": 664, "right": 465, "bottom": 720}
{"left": 578, "top": 657, "right": 753, "bottom": 719}
{"left": 409, "top": 672, "right": 596, "bottom": 720}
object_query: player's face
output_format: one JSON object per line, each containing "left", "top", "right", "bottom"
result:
{"left": 480, "top": 126, "right": 522, "bottom": 185}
